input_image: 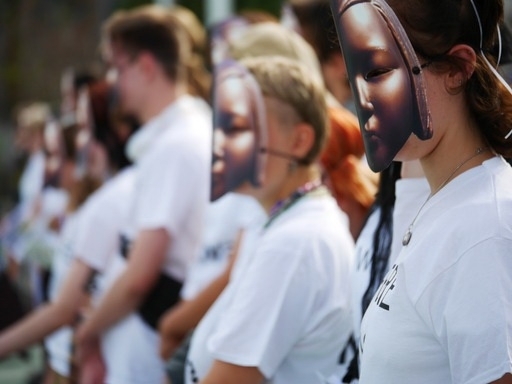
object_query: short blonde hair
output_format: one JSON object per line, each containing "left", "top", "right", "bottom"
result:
{"left": 241, "top": 56, "right": 328, "bottom": 165}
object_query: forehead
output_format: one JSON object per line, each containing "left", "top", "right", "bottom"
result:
{"left": 217, "top": 77, "right": 250, "bottom": 113}
{"left": 341, "top": 4, "right": 395, "bottom": 46}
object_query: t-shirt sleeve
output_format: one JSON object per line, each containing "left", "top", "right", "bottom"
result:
{"left": 207, "top": 234, "right": 318, "bottom": 378}
{"left": 417, "top": 238, "right": 512, "bottom": 384}
{"left": 132, "top": 143, "right": 207, "bottom": 236}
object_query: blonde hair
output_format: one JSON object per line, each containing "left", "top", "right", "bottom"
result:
{"left": 16, "top": 102, "right": 51, "bottom": 133}
{"left": 241, "top": 56, "right": 328, "bottom": 164}
{"left": 171, "top": 5, "right": 211, "bottom": 101}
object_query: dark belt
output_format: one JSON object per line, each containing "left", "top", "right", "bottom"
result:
{"left": 119, "top": 234, "right": 183, "bottom": 331}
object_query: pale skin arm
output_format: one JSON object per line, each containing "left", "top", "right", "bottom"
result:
{"left": 200, "top": 361, "right": 264, "bottom": 384}
{"left": 74, "top": 228, "right": 168, "bottom": 349}
{"left": 0, "top": 259, "right": 92, "bottom": 358}
{"left": 158, "top": 230, "right": 243, "bottom": 360}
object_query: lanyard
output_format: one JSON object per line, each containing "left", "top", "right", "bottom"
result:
{"left": 263, "top": 179, "right": 324, "bottom": 229}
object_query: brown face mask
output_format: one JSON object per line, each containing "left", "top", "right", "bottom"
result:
{"left": 330, "top": 0, "right": 432, "bottom": 171}
{"left": 210, "top": 60, "right": 268, "bottom": 201}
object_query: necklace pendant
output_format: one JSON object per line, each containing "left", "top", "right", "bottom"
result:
{"left": 402, "top": 230, "right": 412, "bottom": 246}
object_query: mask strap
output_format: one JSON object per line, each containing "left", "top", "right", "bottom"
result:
{"left": 468, "top": 0, "right": 512, "bottom": 138}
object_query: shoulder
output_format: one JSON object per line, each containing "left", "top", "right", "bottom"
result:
{"left": 80, "top": 169, "right": 135, "bottom": 217}
{"left": 260, "top": 195, "right": 354, "bottom": 264}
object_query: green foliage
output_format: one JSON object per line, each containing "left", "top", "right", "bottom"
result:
{"left": 236, "top": 0, "right": 282, "bottom": 16}
{"left": 115, "top": 0, "right": 152, "bottom": 10}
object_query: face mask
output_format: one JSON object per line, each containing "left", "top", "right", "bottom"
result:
{"left": 330, "top": 0, "right": 432, "bottom": 171}
{"left": 211, "top": 60, "right": 268, "bottom": 201}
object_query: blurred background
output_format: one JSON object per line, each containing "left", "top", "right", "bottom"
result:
{"left": 0, "top": 1, "right": 278, "bottom": 382}
{"left": 0, "top": 0, "right": 281, "bottom": 217}
{"left": 0, "top": 1, "right": 512, "bottom": 382}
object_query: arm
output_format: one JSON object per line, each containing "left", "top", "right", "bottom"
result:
{"left": 490, "top": 374, "right": 512, "bottom": 384}
{"left": 75, "top": 228, "right": 169, "bottom": 343}
{"left": 158, "top": 272, "right": 229, "bottom": 359}
{"left": 0, "top": 259, "right": 92, "bottom": 358}
{"left": 158, "top": 230, "right": 243, "bottom": 359}
{"left": 200, "top": 361, "right": 264, "bottom": 384}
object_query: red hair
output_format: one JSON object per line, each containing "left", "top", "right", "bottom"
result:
{"left": 321, "top": 106, "right": 377, "bottom": 213}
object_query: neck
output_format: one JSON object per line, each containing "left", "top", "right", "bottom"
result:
{"left": 258, "top": 165, "right": 321, "bottom": 214}
{"left": 138, "top": 81, "right": 186, "bottom": 124}
{"left": 420, "top": 120, "right": 492, "bottom": 194}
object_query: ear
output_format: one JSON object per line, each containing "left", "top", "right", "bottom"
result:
{"left": 291, "top": 122, "right": 315, "bottom": 160}
{"left": 137, "top": 51, "right": 159, "bottom": 81}
{"left": 447, "top": 44, "right": 477, "bottom": 86}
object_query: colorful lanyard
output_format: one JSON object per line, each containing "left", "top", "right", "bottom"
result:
{"left": 263, "top": 179, "right": 324, "bottom": 229}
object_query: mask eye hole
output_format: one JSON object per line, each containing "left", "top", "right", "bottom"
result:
{"left": 364, "top": 67, "right": 392, "bottom": 80}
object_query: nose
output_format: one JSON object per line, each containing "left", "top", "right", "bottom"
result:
{"left": 354, "top": 76, "right": 373, "bottom": 127}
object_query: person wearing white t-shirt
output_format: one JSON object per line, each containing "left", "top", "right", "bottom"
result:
{"left": 180, "top": 193, "right": 266, "bottom": 302}
{"left": 338, "top": 160, "right": 430, "bottom": 383}
{"left": 331, "top": 0, "right": 512, "bottom": 382}
{"left": 159, "top": 193, "right": 267, "bottom": 384}
{"left": 74, "top": 6, "right": 212, "bottom": 384}
{"left": 185, "top": 57, "right": 354, "bottom": 384}
{"left": 0, "top": 81, "right": 139, "bottom": 383}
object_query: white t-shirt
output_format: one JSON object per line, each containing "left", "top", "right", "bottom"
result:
{"left": 181, "top": 193, "right": 267, "bottom": 300}
{"left": 390, "top": 177, "right": 430, "bottom": 265}
{"left": 359, "top": 157, "right": 512, "bottom": 384}
{"left": 18, "top": 150, "right": 45, "bottom": 220}
{"left": 101, "top": 96, "right": 211, "bottom": 384}
{"left": 186, "top": 192, "right": 355, "bottom": 384}
{"left": 44, "top": 211, "right": 82, "bottom": 377}
{"left": 125, "top": 95, "right": 212, "bottom": 281}
{"left": 74, "top": 167, "right": 135, "bottom": 276}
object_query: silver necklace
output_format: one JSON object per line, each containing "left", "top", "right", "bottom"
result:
{"left": 402, "top": 147, "right": 488, "bottom": 246}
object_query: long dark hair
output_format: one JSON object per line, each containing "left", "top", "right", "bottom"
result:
{"left": 361, "top": 161, "right": 401, "bottom": 315}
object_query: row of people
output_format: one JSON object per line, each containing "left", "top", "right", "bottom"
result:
{"left": 0, "top": 0, "right": 511, "bottom": 383}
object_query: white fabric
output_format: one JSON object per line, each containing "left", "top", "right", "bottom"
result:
{"left": 359, "top": 157, "right": 512, "bottom": 384}
{"left": 44, "top": 212, "right": 82, "bottom": 377}
{"left": 126, "top": 95, "right": 212, "bottom": 281}
{"left": 74, "top": 167, "right": 135, "bottom": 275}
{"left": 180, "top": 193, "right": 267, "bottom": 300}
{"left": 101, "top": 96, "right": 211, "bottom": 384}
{"left": 186, "top": 193, "right": 355, "bottom": 384}
{"left": 100, "top": 256, "right": 166, "bottom": 384}
{"left": 12, "top": 187, "right": 69, "bottom": 264}
{"left": 18, "top": 150, "right": 45, "bottom": 220}
{"left": 390, "top": 177, "right": 430, "bottom": 265}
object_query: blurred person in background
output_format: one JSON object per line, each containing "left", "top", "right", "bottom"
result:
{"left": 229, "top": 22, "right": 375, "bottom": 240}
{"left": 0, "top": 77, "right": 137, "bottom": 384}
{"left": 284, "top": 0, "right": 356, "bottom": 114}
{"left": 74, "top": 6, "right": 212, "bottom": 384}
{"left": 185, "top": 56, "right": 354, "bottom": 384}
